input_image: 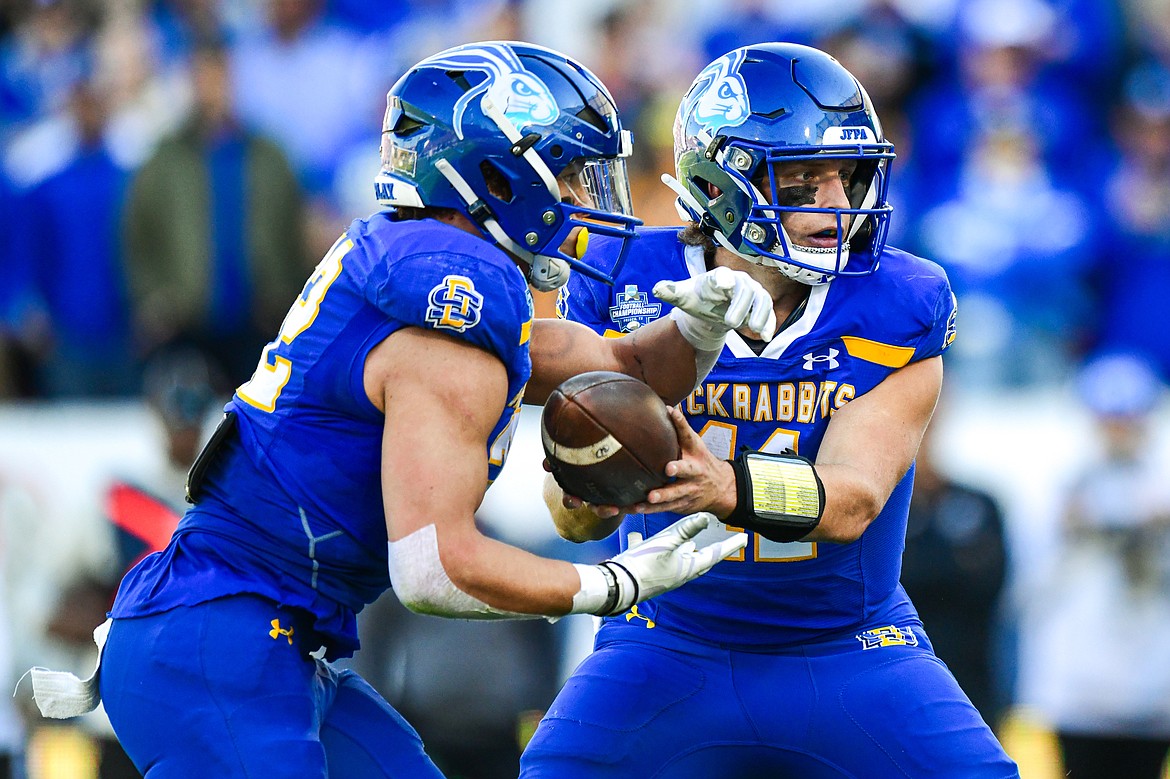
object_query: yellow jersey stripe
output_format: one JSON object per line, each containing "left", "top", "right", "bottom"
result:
{"left": 840, "top": 336, "right": 914, "bottom": 368}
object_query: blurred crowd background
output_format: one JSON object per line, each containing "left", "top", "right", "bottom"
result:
{"left": 1, "top": 0, "right": 1170, "bottom": 777}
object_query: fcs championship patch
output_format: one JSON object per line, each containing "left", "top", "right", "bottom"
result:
{"left": 609, "top": 285, "right": 661, "bottom": 333}
{"left": 856, "top": 625, "right": 919, "bottom": 650}
{"left": 426, "top": 275, "right": 484, "bottom": 332}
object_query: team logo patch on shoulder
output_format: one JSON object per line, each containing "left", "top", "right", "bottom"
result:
{"left": 427, "top": 275, "right": 484, "bottom": 332}
{"left": 856, "top": 625, "right": 919, "bottom": 650}
{"left": 610, "top": 285, "right": 661, "bottom": 332}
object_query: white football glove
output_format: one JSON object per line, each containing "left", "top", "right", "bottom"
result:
{"left": 654, "top": 266, "right": 778, "bottom": 350}
{"left": 571, "top": 512, "right": 747, "bottom": 616}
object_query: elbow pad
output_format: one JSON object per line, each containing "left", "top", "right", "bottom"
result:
{"left": 726, "top": 450, "right": 825, "bottom": 542}
{"left": 387, "top": 525, "right": 531, "bottom": 620}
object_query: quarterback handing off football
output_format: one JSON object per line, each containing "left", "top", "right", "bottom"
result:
{"left": 541, "top": 371, "right": 681, "bottom": 506}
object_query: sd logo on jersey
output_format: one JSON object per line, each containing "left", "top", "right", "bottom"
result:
{"left": 427, "top": 275, "right": 484, "bottom": 332}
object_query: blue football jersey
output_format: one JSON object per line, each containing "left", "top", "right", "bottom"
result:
{"left": 560, "top": 226, "right": 957, "bottom": 649}
{"left": 111, "top": 215, "right": 534, "bottom": 656}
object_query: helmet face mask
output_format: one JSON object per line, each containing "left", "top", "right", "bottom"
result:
{"left": 666, "top": 43, "right": 895, "bottom": 285}
{"left": 374, "top": 41, "right": 641, "bottom": 290}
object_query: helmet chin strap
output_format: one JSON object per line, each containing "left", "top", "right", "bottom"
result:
{"left": 435, "top": 158, "right": 570, "bottom": 292}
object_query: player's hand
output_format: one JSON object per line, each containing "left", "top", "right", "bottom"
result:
{"left": 654, "top": 266, "right": 777, "bottom": 343}
{"left": 601, "top": 512, "right": 746, "bottom": 612}
{"left": 629, "top": 405, "right": 738, "bottom": 517}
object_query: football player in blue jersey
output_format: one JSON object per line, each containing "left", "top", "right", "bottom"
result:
{"left": 27, "top": 42, "right": 776, "bottom": 778}
{"left": 523, "top": 43, "right": 1020, "bottom": 778}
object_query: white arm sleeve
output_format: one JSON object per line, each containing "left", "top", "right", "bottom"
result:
{"left": 387, "top": 525, "right": 536, "bottom": 620}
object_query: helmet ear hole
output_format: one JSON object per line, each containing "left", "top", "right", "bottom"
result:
{"left": 479, "top": 160, "right": 514, "bottom": 203}
{"left": 694, "top": 177, "right": 720, "bottom": 200}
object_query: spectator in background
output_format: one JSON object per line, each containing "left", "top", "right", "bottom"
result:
{"left": 20, "top": 76, "right": 136, "bottom": 398}
{"left": 1036, "top": 352, "right": 1170, "bottom": 779}
{"left": 1090, "top": 60, "right": 1170, "bottom": 379}
{"left": 44, "top": 348, "right": 219, "bottom": 779}
{"left": 901, "top": 417, "right": 1010, "bottom": 730}
{"left": 123, "top": 38, "right": 306, "bottom": 389}
{"left": 914, "top": 128, "right": 1097, "bottom": 388}
{"left": 911, "top": 0, "right": 1098, "bottom": 181}
{"left": 0, "top": 162, "right": 34, "bottom": 398}
{"left": 230, "top": 0, "right": 383, "bottom": 196}
{"left": 908, "top": 0, "right": 1105, "bottom": 389}
{"left": 817, "top": 18, "right": 937, "bottom": 248}
{"left": 0, "top": 0, "right": 94, "bottom": 139}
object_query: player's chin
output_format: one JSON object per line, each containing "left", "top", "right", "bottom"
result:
{"left": 737, "top": 326, "right": 764, "bottom": 341}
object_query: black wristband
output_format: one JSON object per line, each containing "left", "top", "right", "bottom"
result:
{"left": 598, "top": 561, "right": 638, "bottom": 616}
{"left": 726, "top": 450, "right": 824, "bottom": 543}
{"left": 594, "top": 562, "right": 621, "bottom": 616}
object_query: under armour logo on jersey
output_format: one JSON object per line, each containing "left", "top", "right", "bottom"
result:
{"left": 856, "top": 625, "right": 919, "bottom": 650}
{"left": 688, "top": 48, "right": 750, "bottom": 133}
{"left": 803, "top": 348, "right": 839, "bottom": 370}
{"left": 269, "top": 619, "right": 294, "bottom": 645}
{"left": 426, "top": 275, "right": 484, "bottom": 332}
{"left": 625, "top": 605, "right": 655, "bottom": 629}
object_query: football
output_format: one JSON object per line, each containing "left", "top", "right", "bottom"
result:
{"left": 541, "top": 371, "right": 680, "bottom": 506}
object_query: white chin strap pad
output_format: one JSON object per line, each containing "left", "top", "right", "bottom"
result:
{"left": 529, "top": 254, "right": 571, "bottom": 292}
{"left": 387, "top": 525, "right": 531, "bottom": 620}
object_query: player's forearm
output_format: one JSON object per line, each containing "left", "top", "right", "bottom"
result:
{"left": 442, "top": 531, "right": 583, "bottom": 616}
{"left": 389, "top": 522, "right": 582, "bottom": 618}
{"left": 800, "top": 462, "right": 885, "bottom": 543}
{"left": 613, "top": 315, "right": 706, "bottom": 405}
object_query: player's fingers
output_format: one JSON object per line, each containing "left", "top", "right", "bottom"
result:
{"left": 722, "top": 275, "right": 754, "bottom": 330}
{"left": 699, "top": 267, "right": 733, "bottom": 306}
{"left": 637, "top": 513, "right": 703, "bottom": 550}
{"left": 639, "top": 480, "right": 697, "bottom": 513}
{"left": 750, "top": 286, "right": 777, "bottom": 341}
{"left": 626, "top": 531, "right": 644, "bottom": 547}
{"left": 693, "top": 531, "right": 748, "bottom": 571}
{"left": 667, "top": 511, "right": 713, "bottom": 542}
{"left": 666, "top": 406, "right": 703, "bottom": 455}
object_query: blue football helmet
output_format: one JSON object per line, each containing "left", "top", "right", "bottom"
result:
{"left": 664, "top": 43, "right": 895, "bottom": 285}
{"left": 374, "top": 41, "right": 641, "bottom": 291}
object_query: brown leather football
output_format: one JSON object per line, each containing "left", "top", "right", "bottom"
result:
{"left": 541, "top": 371, "right": 680, "bottom": 506}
